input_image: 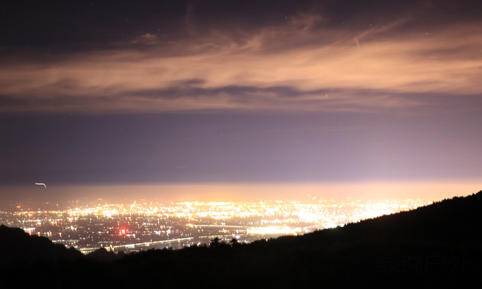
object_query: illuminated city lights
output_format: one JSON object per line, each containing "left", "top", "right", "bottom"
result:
{"left": 0, "top": 199, "right": 427, "bottom": 254}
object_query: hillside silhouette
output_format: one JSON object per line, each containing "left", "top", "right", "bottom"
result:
{"left": 1, "top": 191, "right": 482, "bottom": 289}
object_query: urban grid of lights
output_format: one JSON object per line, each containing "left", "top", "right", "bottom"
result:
{"left": 0, "top": 199, "right": 427, "bottom": 254}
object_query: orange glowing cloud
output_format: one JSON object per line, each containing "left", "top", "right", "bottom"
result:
{"left": 1, "top": 16, "right": 481, "bottom": 113}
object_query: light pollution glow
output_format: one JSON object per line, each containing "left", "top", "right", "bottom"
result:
{"left": 2, "top": 181, "right": 480, "bottom": 205}
{"left": 1, "top": 3, "right": 481, "bottom": 206}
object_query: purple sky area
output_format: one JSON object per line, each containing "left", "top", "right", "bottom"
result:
{"left": 1, "top": 1, "right": 481, "bottom": 201}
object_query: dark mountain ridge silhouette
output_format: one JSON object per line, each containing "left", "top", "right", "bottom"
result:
{"left": 0, "top": 226, "right": 82, "bottom": 265}
{"left": 1, "top": 191, "right": 481, "bottom": 288}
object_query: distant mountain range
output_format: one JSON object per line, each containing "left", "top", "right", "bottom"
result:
{"left": 1, "top": 191, "right": 481, "bottom": 289}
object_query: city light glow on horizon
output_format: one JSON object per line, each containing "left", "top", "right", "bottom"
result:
{"left": 1, "top": 197, "right": 430, "bottom": 254}
{"left": 1, "top": 181, "right": 480, "bottom": 206}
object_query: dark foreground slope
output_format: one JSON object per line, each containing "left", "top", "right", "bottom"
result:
{"left": 1, "top": 191, "right": 482, "bottom": 289}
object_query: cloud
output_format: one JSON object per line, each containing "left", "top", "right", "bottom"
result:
{"left": 131, "top": 33, "right": 161, "bottom": 46}
{"left": 0, "top": 15, "right": 481, "bottom": 113}
{"left": 353, "top": 18, "right": 411, "bottom": 47}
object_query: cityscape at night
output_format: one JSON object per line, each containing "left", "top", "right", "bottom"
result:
{"left": 1, "top": 0, "right": 482, "bottom": 288}
{"left": 1, "top": 198, "right": 426, "bottom": 253}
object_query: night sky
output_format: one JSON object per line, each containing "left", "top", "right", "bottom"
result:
{"left": 1, "top": 1, "right": 481, "bottom": 202}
